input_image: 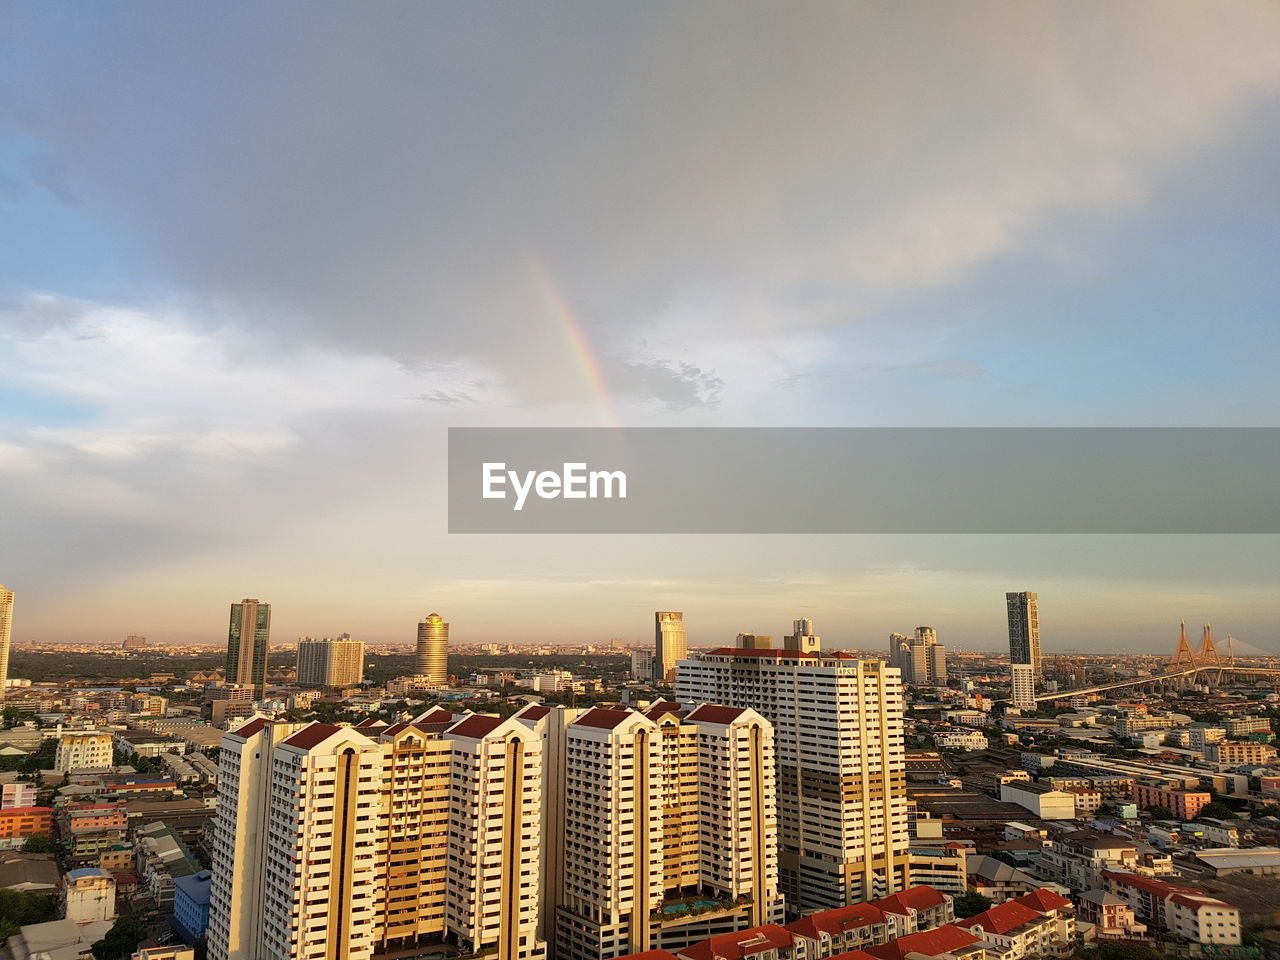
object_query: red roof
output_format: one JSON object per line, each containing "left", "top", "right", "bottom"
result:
{"left": 574, "top": 708, "right": 635, "bottom": 730}
{"left": 1014, "top": 889, "right": 1072, "bottom": 913}
{"left": 705, "top": 647, "right": 818, "bottom": 659}
{"left": 447, "top": 714, "right": 506, "bottom": 739}
{"left": 1101, "top": 870, "right": 1202, "bottom": 899}
{"left": 354, "top": 718, "right": 382, "bottom": 728}
{"left": 281, "top": 723, "right": 343, "bottom": 749}
{"left": 787, "top": 902, "right": 884, "bottom": 940}
{"left": 866, "top": 926, "right": 980, "bottom": 960}
{"left": 643, "top": 702, "right": 685, "bottom": 721}
{"left": 414, "top": 708, "right": 458, "bottom": 725}
{"left": 828, "top": 952, "right": 878, "bottom": 960}
{"left": 966, "top": 901, "right": 1043, "bottom": 935}
{"left": 687, "top": 704, "right": 749, "bottom": 725}
{"left": 229, "top": 717, "right": 269, "bottom": 738}
{"left": 383, "top": 723, "right": 409, "bottom": 736}
{"left": 1169, "top": 893, "right": 1234, "bottom": 912}
{"left": 617, "top": 952, "right": 680, "bottom": 960}
{"left": 678, "top": 925, "right": 794, "bottom": 960}
{"left": 517, "top": 704, "right": 550, "bottom": 720}
{"left": 875, "top": 886, "right": 949, "bottom": 916}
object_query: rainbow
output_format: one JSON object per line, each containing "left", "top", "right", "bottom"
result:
{"left": 530, "top": 264, "right": 620, "bottom": 428}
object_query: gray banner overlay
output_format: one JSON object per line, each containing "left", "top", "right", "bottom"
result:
{"left": 448, "top": 428, "right": 1280, "bottom": 534}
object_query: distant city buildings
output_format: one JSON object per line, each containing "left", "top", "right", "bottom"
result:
{"left": 675, "top": 641, "right": 910, "bottom": 914}
{"left": 295, "top": 634, "right": 365, "bottom": 689}
{"left": 415, "top": 613, "right": 449, "bottom": 685}
{"left": 225, "top": 599, "right": 271, "bottom": 699}
{"left": 653, "top": 611, "right": 687, "bottom": 683}
{"left": 1006, "top": 591, "right": 1042, "bottom": 677}
{"left": 122, "top": 634, "right": 148, "bottom": 650}
{"left": 783, "top": 617, "right": 820, "bottom": 654}
{"left": 629, "top": 649, "right": 654, "bottom": 681}
{"left": 889, "top": 627, "right": 948, "bottom": 686}
{"left": 0, "top": 585, "right": 12, "bottom": 701}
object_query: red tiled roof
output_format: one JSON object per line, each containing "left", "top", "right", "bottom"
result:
{"left": 574, "top": 708, "right": 635, "bottom": 730}
{"left": 705, "top": 647, "right": 818, "bottom": 659}
{"left": 866, "top": 926, "right": 980, "bottom": 960}
{"left": 1169, "top": 893, "right": 1234, "bottom": 912}
{"left": 229, "top": 717, "right": 269, "bottom": 739}
{"left": 382, "top": 723, "right": 409, "bottom": 737}
{"left": 414, "top": 708, "right": 458, "bottom": 725}
{"left": 966, "top": 900, "right": 1043, "bottom": 935}
{"left": 448, "top": 714, "right": 507, "bottom": 739}
{"left": 787, "top": 902, "right": 884, "bottom": 940}
{"left": 1101, "top": 870, "right": 1202, "bottom": 899}
{"left": 876, "top": 885, "right": 949, "bottom": 916}
{"left": 687, "top": 704, "right": 749, "bottom": 725}
{"left": 354, "top": 718, "right": 382, "bottom": 728}
{"left": 616, "top": 952, "right": 680, "bottom": 960}
{"left": 678, "top": 925, "right": 794, "bottom": 960}
{"left": 517, "top": 704, "right": 550, "bottom": 720}
{"left": 1014, "top": 889, "right": 1072, "bottom": 913}
{"left": 643, "top": 702, "right": 685, "bottom": 721}
{"left": 281, "top": 722, "right": 343, "bottom": 749}
{"left": 828, "top": 952, "right": 878, "bottom": 960}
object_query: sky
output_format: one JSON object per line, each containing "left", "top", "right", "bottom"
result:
{"left": 1, "top": 2, "right": 1278, "bottom": 654}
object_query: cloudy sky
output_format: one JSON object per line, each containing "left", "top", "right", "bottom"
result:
{"left": 1, "top": 2, "right": 1278, "bottom": 653}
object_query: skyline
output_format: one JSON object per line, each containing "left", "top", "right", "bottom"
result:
{"left": 2, "top": 3, "right": 1278, "bottom": 650}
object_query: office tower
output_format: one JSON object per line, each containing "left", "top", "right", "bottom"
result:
{"left": 653, "top": 611, "right": 687, "bottom": 683}
{"left": 534, "top": 703, "right": 782, "bottom": 960}
{"left": 629, "top": 649, "right": 654, "bottom": 681}
{"left": 675, "top": 648, "right": 909, "bottom": 914}
{"left": 1010, "top": 663, "right": 1037, "bottom": 710}
{"left": 122, "top": 634, "right": 147, "bottom": 650}
{"left": 736, "top": 632, "right": 773, "bottom": 649}
{"left": 415, "top": 613, "right": 449, "bottom": 685}
{"left": 783, "top": 617, "right": 820, "bottom": 655}
{"left": 0, "top": 586, "right": 11, "bottom": 701}
{"left": 225, "top": 600, "right": 270, "bottom": 699}
{"left": 208, "top": 712, "right": 546, "bottom": 960}
{"left": 295, "top": 635, "right": 365, "bottom": 689}
{"left": 1006, "top": 591, "right": 1042, "bottom": 678}
{"left": 888, "top": 627, "right": 947, "bottom": 686}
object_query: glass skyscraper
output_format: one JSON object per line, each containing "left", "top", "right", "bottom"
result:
{"left": 226, "top": 599, "right": 271, "bottom": 698}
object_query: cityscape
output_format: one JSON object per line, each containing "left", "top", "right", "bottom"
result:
{"left": 0, "top": 585, "right": 1277, "bottom": 960}
{"left": 3, "top": 5, "right": 1279, "bottom": 960}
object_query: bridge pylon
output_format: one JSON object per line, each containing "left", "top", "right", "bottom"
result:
{"left": 1169, "top": 620, "right": 1197, "bottom": 668}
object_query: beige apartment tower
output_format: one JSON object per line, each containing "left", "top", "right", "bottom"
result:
{"left": 0, "top": 586, "right": 12, "bottom": 701}
{"left": 296, "top": 634, "right": 365, "bottom": 689}
{"left": 653, "top": 611, "right": 686, "bottom": 683}
{"left": 416, "top": 613, "right": 449, "bottom": 685}
{"left": 676, "top": 646, "right": 910, "bottom": 915}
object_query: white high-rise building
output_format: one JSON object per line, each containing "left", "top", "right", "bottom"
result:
{"left": 0, "top": 585, "right": 12, "bottom": 701}
{"left": 295, "top": 635, "right": 365, "bottom": 689}
{"left": 675, "top": 646, "right": 909, "bottom": 915}
{"left": 1010, "top": 663, "right": 1037, "bottom": 710}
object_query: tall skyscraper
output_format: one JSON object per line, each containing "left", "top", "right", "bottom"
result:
{"left": 653, "top": 611, "right": 686, "bottom": 683}
{"left": 226, "top": 599, "right": 270, "bottom": 699}
{"left": 888, "top": 626, "right": 947, "bottom": 686}
{"left": 0, "top": 586, "right": 11, "bottom": 702}
{"left": 676, "top": 647, "right": 909, "bottom": 914}
{"left": 296, "top": 635, "right": 365, "bottom": 689}
{"left": 415, "top": 613, "right": 449, "bottom": 685}
{"left": 1006, "top": 591, "right": 1041, "bottom": 678}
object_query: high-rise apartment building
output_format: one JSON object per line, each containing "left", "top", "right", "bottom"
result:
{"left": 629, "top": 649, "right": 654, "bottom": 681}
{"left": 528, "top": 703, "right": 781, "bottom": 960}
{"left": 225, "top": 600, "right": 270, "bottom": 699}
{"left": 675, "top": 646, "right": 909, "bottom": 915}
{"left": 295, "top": 635, "right": 365, "bottom": 689}
{"left": 0, "top": 585, "right": 12, "bottom": 702}
{"left": 415, "top": 613, "right": 449, "bottom": 685}
{"left": 888, "top": 627, "right": 947, "bottom": 686}
{"left": 1006, "top": 591, "right": 1041, "bottom": 678}
{"left": 653, "top": 612, "right": 687, "bottom": 683}
{"left": 122, "top": 634, "right": 147, "bottom": 650}
{"left": 1010, "top": 664, "right": 1037, "bottom": 710}
{"left": 208, "top": 712, "right": 546, "bottom": 960}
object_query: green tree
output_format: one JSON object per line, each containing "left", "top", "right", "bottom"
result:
{"left": 1146, "top": 805, "right": 1173, "bottom": 820}
{"left": 20, "top": 833, "right": 56, "bottom": 854}
{"left": 953, "top": 892, "right": 993, "bottom": 918}
{"left": 91, "top": 916, "right": 147, "bottom": 960}
{"left": 1197, "top": 801, "right": 1237, "bottom": 820}
{"left": 0, "top": 889, "right": 57, "bottom": 940}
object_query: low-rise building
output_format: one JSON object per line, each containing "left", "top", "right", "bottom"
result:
{"left": 1131, "top": 781, "right": 1211, "bottom": 820}
{"left": 60, "top": 868, "right": 115, "bottom": 924}
{"left": 1000, "top": 782, "right": 1076, "bottom": 820}
{"left": 1101, "top": 871, "right": 1241, "bottom": 945}
{"left": 1077, "top": 890, "right": 1146, "bottom": 939}
{"left": 172, "top": 869, "right": 213, "bottom": 942}
{"left": 0, "top": 782, "right": 38, "bottom": 809}
{"left": 54, "top": 733, "right": 113, "bottom": 773}
{"left": 1211, "top": 741, "right": 1278, "bottom": 766}
{"left": 0, "top": 807, "right": 53, "bottom": 841}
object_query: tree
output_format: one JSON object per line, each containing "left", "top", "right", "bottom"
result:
{"left": 20, "top": 833, "right": 55, "bottom": 854}
{"left": 0, "top": 889, "right": 57, "bottom": 940}
{"left": 953, "top": 892, "right": 993, "bottom": 918}
{"left": 91, "top": 916, "right": 147, "bottom": 960}
{"left": 1145, "top": 805, "right": 1173, "bottom": 820}
{"left": 1198, "top": 801, "right": 1237, "bottom": 821}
